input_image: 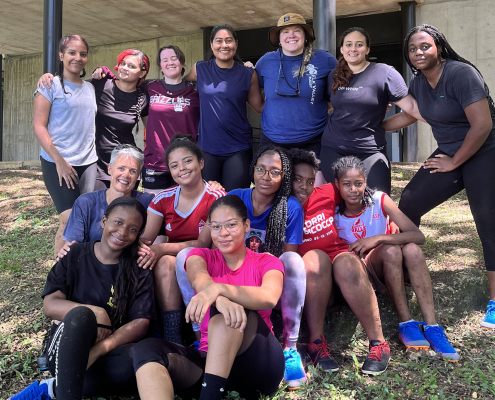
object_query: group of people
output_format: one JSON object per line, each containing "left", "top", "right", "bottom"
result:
{"left": 9, "top": 11, "right": 495, "bottom": 400}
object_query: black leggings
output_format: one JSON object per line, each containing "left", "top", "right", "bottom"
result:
{"left": 201, "top": 148, "right": 252, "bottom": 192}
{"left": 399, "top": 147, "right": 495, "bottom": 271}
{"left": 319, "top": 145, "right": 391, "bottom": 194}
{"left": 46, "top": 307, "right": 138, "bottom": 399}
{"left": 133, "top": 308, "right": 285, "bottom": 400}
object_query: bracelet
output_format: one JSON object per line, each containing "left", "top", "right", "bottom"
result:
{"left": 97, "top": 323, "right": 113, "bottom": 330}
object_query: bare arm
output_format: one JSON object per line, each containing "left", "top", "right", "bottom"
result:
{"left": 424, "top": 98, "right": 492, "bottom": 173}
{"left": 381, "top": 111, "right": 418, "bottom": 132}
{"left": 33, "top": 93, "right": 79, "bottom": 189}
{"left": 247, "top": 71, "right": 265, "bottom": 113}
{"left": 348, "top": 195, "right": 425, "bottom": 257}
{"left": 183, "top": 63, "right": 197, "bottom": 82}
{"left": 393, "top": 94, "right": 426, "bottom": 123}
{"left": 284, "top": 243, "right": 299, "bottom": 253}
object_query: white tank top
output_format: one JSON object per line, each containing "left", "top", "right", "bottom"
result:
{"left": 335, "top": 191, "right": 390, "bottom": 244}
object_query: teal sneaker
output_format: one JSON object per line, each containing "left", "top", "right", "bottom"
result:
{"left": 423, "top": 326, "right": 460, "bottom": 362}
{"left": 398, "top": 321, "right": 430, "bottom": 350}
{"left": 283, "top": 347, "right": 307, "bottom": 390}
{"left": 481, "top": 300, "right": 495, "bottom": 329}
{"left": 8, "top": 381, "right": 51, "bottom": 400}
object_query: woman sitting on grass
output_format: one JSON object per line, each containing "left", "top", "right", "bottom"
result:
{"left": 9, "top": 197, "right": 155, "bottom": 400}
{"left": 132, "top": 195, "right": 285, "bottom": 400}
{"left": 333, "top": 156, "right": 459, "bottom": 362}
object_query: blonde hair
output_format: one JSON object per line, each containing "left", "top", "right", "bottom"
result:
{"left": 292, "top": 43, "right": 314, "bottom": 78}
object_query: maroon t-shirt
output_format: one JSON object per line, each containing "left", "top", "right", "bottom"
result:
{"left": 144, "top": 80, "right": 200, "bottom": 171}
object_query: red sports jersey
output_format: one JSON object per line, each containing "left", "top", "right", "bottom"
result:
{"left": 148, "top": 181, "right": 225, "bottom": 243}
{"left": 298, "top": 183, "right": 348, "bottom": 261}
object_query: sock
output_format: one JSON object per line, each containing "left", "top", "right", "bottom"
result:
{"left": 199, "top": 373, "right": 227, "bottom": 400}
{"left": 399, "top": 319, "right": 415, "bottom": 326}
{"left": 162, "top": 309, "right": 183, "bottom": 344}
{"left": 425, "top": 324, "right": 439, "bottom": 329}
{"left": 40, "top": 378, "right": 55, "bottom": 398}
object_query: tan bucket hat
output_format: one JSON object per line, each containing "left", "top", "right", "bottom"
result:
{"left": 268, "top": 13, "right": 316, "bottom": 47}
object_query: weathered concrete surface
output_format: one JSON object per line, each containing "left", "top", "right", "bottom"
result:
{"left": 0, "top": 161, "right": 41, "bottom": 170}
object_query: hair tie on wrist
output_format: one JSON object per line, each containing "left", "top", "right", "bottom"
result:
{"left": 97, "top": 323, "right": 113, "bottom": 330}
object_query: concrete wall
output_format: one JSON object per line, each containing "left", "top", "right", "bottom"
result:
{"left": 416, "top": 0, "right": 495, "bottom": 161}
{"left": 2, "top": 33, "right": 202, "bottom": 161}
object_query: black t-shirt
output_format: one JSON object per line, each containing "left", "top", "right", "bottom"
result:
{"left": 89, "top": 79, "right": 150, "bottom": 180}
{"left": 322, "top": 63, "right": 408, "bottom": 154}
{"left": 42, "top": 242, "right": 155, "bottom": 328}
{"left": 409, "top": 60, "right": 495, "bottom": 157}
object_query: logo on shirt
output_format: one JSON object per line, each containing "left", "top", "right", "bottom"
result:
{"left": 373, "top": 212, "right": 381, "bottom": 221}
{"left": 306, "top": 64, "right": 318, "bottom": 104}
{"left": 338, "top": 86, "right": 364, "bottom": 91}
{"left": 198, "top": 219, "right": 206, "bottom": 234}
{"left": 107, "top": 285, "right": 116, "bottom": 308}
{"left": 166, "top": 223, "right": 172, "bottom": 232}
{"left": 304, "top": 212, "right": 334, "bottom": 235}
{"left": 351, "top": 218, "right": 367, "bottom": 240}
{"left": 150, "top": 94, "right": 191, "bottom": 112}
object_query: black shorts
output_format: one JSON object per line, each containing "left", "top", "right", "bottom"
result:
{"left": 260, "top": 131, "right": 323, "bottom": 158}
{"left": 142, "top": 168, "right": 174, "bottom": 190}
{"left": 41, "top": 157, "right": 97, "bottom": 214}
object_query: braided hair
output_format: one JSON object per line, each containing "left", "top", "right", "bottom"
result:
{"left": 331, "top": 27, "right": 370, "bottom": 94}
{"left": 332, "top": 156, "right": 375, "bottom": 216}
{"left": 250, "top": 145, "right": 292, "bottom": 257}
{"left": 56, "top": 35, "right": 89, "bottom": 95}
{"left": 103, "top": 197, "right": 147, "bottom": 327}
{"left": 208, "top": 24, "right": 244, "bottom": 64}
{"left": 114, "top": 49, "right": 150, "bottom": 132}
{"left": 403, "top": 24, "right": 495, "bottom": 115}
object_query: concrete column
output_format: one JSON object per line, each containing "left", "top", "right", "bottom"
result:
{"left": 400, "top": 1, "right": 417, "bottom": 162}
{"left": 313, "top": 0, "right": 336, "bottom": 56}
{"left": 43, "top": 0, "right": 63, "bottom": 74}
{"left": 201, "top": 26, "right": 214, "bottom": 61}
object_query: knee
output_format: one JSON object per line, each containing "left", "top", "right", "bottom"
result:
{"left": 382, "top": 245, "right": 402, "bottom": 264}
{"left": 64, "top": 306, "right": 97, "bottom": 328}
{"left": 280, "top": 252, "right": 306, "bottom": 281}
{"left": 303, "top": 250, "right": 331, "bottom": 278}
{"left": 133, "top": 338, "right": 170, "bottom": 372}
{"left": 175, "top": 247, "right": 194, "bottom": 276}
{"left": 333, "top": 253, "right": 364, "bottom": 286}
{"left": 402, "top": 243, "right": 426, "bottom": 265}
{"left": 59, "top": 209, "right": 71, "bottom": 225}
{"left": 154, "top": 256, "right": 177, "bottom": 281}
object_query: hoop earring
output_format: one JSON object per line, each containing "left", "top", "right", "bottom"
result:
{"left": 80, "top": 69, "right": 86, "bottom": 78}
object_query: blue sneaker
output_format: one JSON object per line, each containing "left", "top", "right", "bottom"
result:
{"left": 283, "top": 347, "right": 307, "bottom": 390}
{"left": 423, "top": 326, "right": 460, "bottom": 362}
{"left": 398, "top": 321, "right": 430, "bottom": 350}
{"left": 8, "top": 381, "right": 51, "bottom": 400}
{"left": 189, "top": 341, "right": 200, "bottom": 350}
{"left": 481, "top": 300, "right": 495, "bottom": 329}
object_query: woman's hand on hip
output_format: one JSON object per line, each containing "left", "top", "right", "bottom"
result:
{"left": 423, "top": 154, "right": 456, "bottom": 173}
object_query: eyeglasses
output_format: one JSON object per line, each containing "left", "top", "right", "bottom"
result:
{"left": 254, "top": 166, "right": 283, "bottom": 179}
{"left": 275, "top": 49, "right": 303, "bottom": 97}
{"left": 208, "top": 220, "right": 241, "bottom": 234}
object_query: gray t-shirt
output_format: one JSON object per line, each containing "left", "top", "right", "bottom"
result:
{"left": 322, "top": 63, "right": 408, "bottom": 154}
{"left": 409, "top": 60, "right": 495, "bottom": 157}
{"left": 35, "top": 77, "right": 97, "bottom": 166}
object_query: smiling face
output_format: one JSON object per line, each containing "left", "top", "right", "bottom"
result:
{"left": 167, "top": 147, "right": 204, "bottom": 187}
{"left": 209, "top": 205, "right": 250, "bottom": 255}
{"left": 108, "top": 155, "right": 140, "bottom": 194}
{"left": 59, "top": 40, "right": 88, "bottom": 76}
{"left": 334, "top": 169, "right": 366, "bottom": 209}
{"left": 101, "top": 206, "right": 143, "bottom": 252}
{"left": 159, "top": 48, "right": 184, "bottom": 80}
{"left": 407, "top": 31, "right": 442, "bottom": 71}
{"left": 292, "top": 163, "right": 316, "bottom": 205}
{"left": 211, "top": 29, "right": 238, "bottom": 63}
{"left": 341, "top": 30, "right": 369, "bottom": 67}
{"left": 117, "top": 54, "right": 146, "bottom": 83}
{"left": 279, "top": 25, "right": 305, "bottom": 56}
{"left": 253, "top": 152, "right": 283, "bottom": 197}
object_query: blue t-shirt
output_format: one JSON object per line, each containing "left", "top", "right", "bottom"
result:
{"left": 63, "top": 190, "right": 155, "bottom": 243}
{"left": 228, "top": 188, "right": 304, "bottom": 250}
{"left": 196, "top": 59, "right": 254, "bottom": 156}
{"left": 255, "top": 49, "right": 337, "bottom": 143}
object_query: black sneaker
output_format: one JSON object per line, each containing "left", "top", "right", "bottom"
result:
{"left": 361, "top": 340, "right": 390, "bottom": 375}
{"left": 307, "top": 335, "right": 339, "bottom": 373}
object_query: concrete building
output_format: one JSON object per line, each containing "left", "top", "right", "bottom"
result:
{"left": 0, "top": 0, "right": 493, "bottom": 163}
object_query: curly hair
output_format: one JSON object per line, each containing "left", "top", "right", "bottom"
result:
{"left": 403, "top": 24, "right": 495, "bottom": 115}
{"left": 288, "top": 148, "right": 320, "bottom": 172}
{"left": 331, "top": 27, "right": 370, "bottom": 94}
{"left": 250, "top": 145, "right": 293, "bottom": 257}
{"left": 332, "top": 156, "right": 375, "bottom": 215}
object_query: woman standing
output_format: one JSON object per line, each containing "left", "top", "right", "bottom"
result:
{"left": 184, "top": 24, "right": 264, "bottom": 191}
{"left": 34, "top": 35, "right": 98, "bottom": 256}
{"left": 255, "top": 13, "right": 337, "bottom": 185}
{"left": 8, "top": 197, "right": 155, "bottom": 399}
{"left": 319, "top": 27, "right": 423, "bottom": 194}
{"left": 383, "top": 24, "right": 495, "bottom": 329}
{"left": 133, "top": 195, "right": 285, "bottom": 400}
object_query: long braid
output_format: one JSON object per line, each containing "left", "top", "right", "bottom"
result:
{"left": 403, "top": 24, "right": 495, "bottom": 115}
{"left": 56, "top": 60, "right": 69, "bottom": 95}
{"left": 134, "top": 83, "right": 146, "bottom": 134}
{"left": 332, "top": 156, "right": 375, "bottom": 216}
{"left": 250, "top": 145, "right": 292, "bottom": 258}
{"left": 55, "top": 35, "right": 90, "bottom": 96}
{"left": 293, "top": 43, "right": 314, "bottom": 78}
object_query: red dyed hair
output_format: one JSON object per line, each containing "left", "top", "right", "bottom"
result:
{"left": 114, "top": 49, "right": 150, "bottom": 87}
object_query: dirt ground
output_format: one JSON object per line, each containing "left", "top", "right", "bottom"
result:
{"left": 0, "top": 166, "right": 494, "bottom": 400}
